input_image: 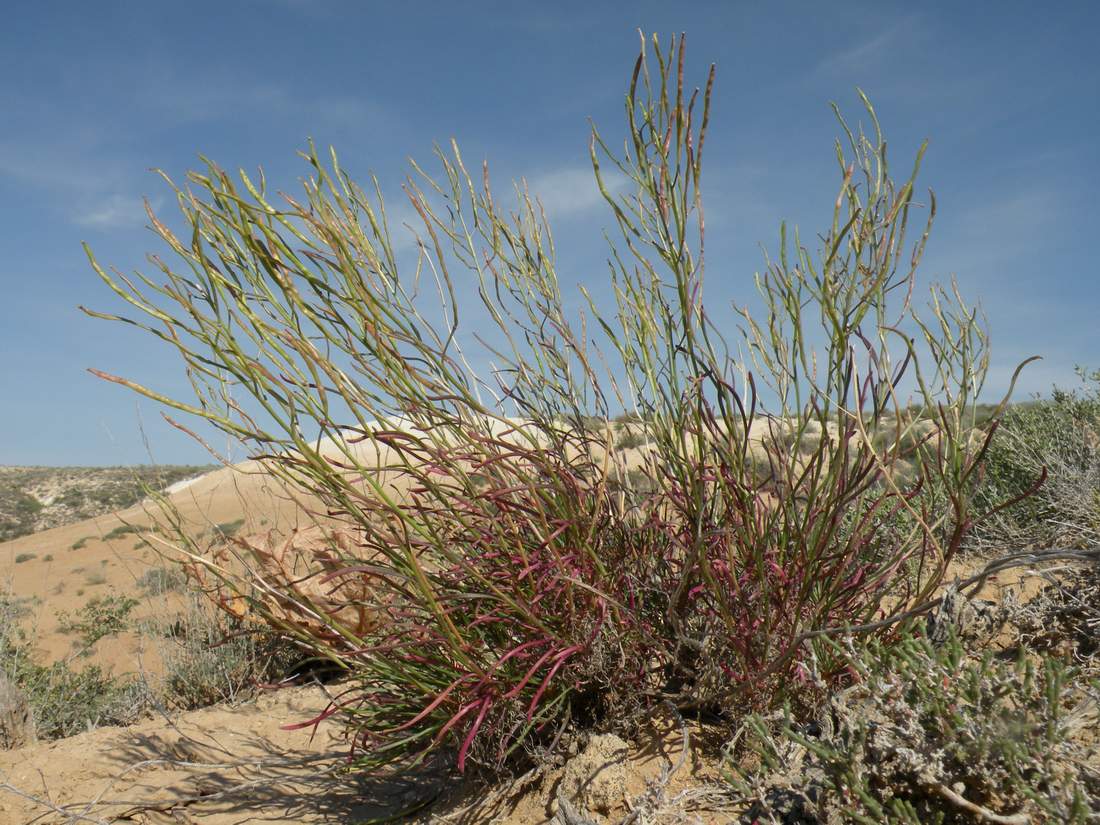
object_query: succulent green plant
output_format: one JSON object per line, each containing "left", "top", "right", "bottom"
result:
{"left": 83, "top": 33, "right": 1031, "bottom": 776}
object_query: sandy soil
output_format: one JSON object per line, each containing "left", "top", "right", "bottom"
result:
{"left": 0, "top": 679, "right": 736, "bottom": 824}
{"left": 0, "top": 460, "right": 311, "bottom": 673}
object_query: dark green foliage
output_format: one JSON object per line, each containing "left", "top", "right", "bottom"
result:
{"left": 13, "top": 553, "right": 36, "bottom": 564}
{"left": 614, "top": 429, "right": 650, "bottom": 450}
{"left": 103, "top": 523, "right": 142, "bottom": 540}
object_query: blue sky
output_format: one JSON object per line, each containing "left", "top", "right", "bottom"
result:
{"left": 1, "top": 1, "right": 1097, "bottom": 466}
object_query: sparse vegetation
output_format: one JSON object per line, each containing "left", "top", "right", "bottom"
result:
{"left": 0, "top": 610, "right": 146, "bottom": 739}
{"left": 103, "top": 523, "right": 142, "bottom": 540}
{"left": 153, "top": 596, "right": 305, "bottom": 710}
{"left": 613, "top": 428, "right": 650, "bottom": 450}
{"left": 1, "top": 592, "right": 300, "bottom": 742}
{"left": 13, "top": 553, "right": 35, "bottom": 564}
{"left": 214, "top": 518, "right": 244, "bottom": 538}
{"left": 971, "top": 367, "right": 1100, "bottom": 550}
{"left": 0, "top": 465, "right": 214, "bottom": 542}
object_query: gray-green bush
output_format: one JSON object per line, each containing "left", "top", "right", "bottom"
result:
{"left": 972, "top": 367, "right": 1100, "bottom": 550}
{"left": 0, "top": 614, "right": 146, "bottom": 739}
{"left": 153, "top": 596, "right": 304, "bottom": 710}
{"left": 734, "top": 632, "right": 1099, "bottom": 824}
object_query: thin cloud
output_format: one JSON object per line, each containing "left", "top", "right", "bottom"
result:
{"left": 524, "top": 165, "right": 625, "bottom": 221}
{"left": 815, "top": 13, "right": 925, "bottom": 75}
{"left": 74, "top": 194, "right": 159, "bottom": 230}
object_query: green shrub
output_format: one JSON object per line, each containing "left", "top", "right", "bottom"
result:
{"left": 0, "top": 617, "right": 146, "bottom": 739}
{"left": 85, "top": 35, "right": 1029, "bottom": 775}
{"left": 13, "top": 553, "right": 36, "bottom": 564}
{"left": 57, "top": 594, "right": 139, "bottom": 650}
{"left": 972, "top": 367, "right": 1100, "bottom": 549}
{"left": 70, "top": 536, "right": 90, "bottom": 550}
{"left": 136, "top": 565, "right": 187, "bottom": 595}
{"left": 214, "top": 519, "right": 244, "bottom": 538}
{"left": 0, "top": 594, "right": 34, "bottom": 624}
{"left": 734, "top": 632, "right": 1099, "bottom": 824}
{"left": 103, "top": 523, "right": 142, "bottom": 540}
{"left": 614, "top": 428, "right": 650, "bottom": 450}
{"left": 154, "top": 597, "right": 303, "bottom": 710}
{"left": 58, "top": 488, "right": 85, "bottom": 506}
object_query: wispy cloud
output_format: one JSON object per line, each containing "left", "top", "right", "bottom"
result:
{"left": 0, "top": 64, "right": 396, "bottom": 233}
{"left": 524, "top": 165, "right": 625, "bottom": 220}
{"left": 74, "top": 194, "right": 160, "bottom": 230}
{"left": 816, "top": 21, "right": 913, "bottom": 76}
{"left": 0, "top": 134, "right": 152, "bottom": 232}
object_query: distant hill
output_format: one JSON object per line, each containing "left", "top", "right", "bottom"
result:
{"left": 0, "top": 465, "right": 216, "bottom": 542}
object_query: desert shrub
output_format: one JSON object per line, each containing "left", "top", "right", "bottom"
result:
{"left": 0, "top": 594, "right": 34, "bottom": 624}
{"left": 1010, "top": 553, "right": 1100, "bottom": 669}
{"left": 103, "top": 523, "right": 142, "bottom": 540}
{"left": 0, "top": 616, "right": 145, "bottom": 739}
{"left": 57, "top": 594, "right": 139, "bottom": 650}
{"left": 614, "top": 428, "right": 650, "bottom": 450}
{"left": 24, "top": 661, "right": 146, "bottom": 739}
{"left": 734, "top": 632, "right": 1099, "bottom": 824}
{"left": 85, "top": 35, "right": 1028, "bottom": 775}
{"left": 154, "top": 596, "right": 304, "bottom": 710}
{"left": 971, "top": 367, "right": 1100, "bottom": 550}
{"left": 13, "top": 553, "right": 36, "bottom": 564}
{"left": 214, "top": 518, "right": 245, "bottom": 538}
{"left": 137, "top": 565, "right": 187, "bottom": 594}
{"left": 70, "top": 536, "right": 89, "bottom": 550}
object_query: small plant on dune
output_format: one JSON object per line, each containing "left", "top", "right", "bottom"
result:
{"left": 137, "top": 565, "right": 187, "bottom": 595}
{"left": 153, "top": 595, "right": 304, "bottom": 710}
{"left": 214, "top": 518, "right": 245, "bottom": 538}
{"left": 85, "top": 34, "right": 1030, "bottom": 776}
{"left": 57, "top": 593, "right": 139, "bottom": 651}
{"left": 733, "top": 632, "right": 1099, "bottom": 824}
{"left": 13, "top": 553, "right": 36, "bottom": 564}
{"left": 103, "top": 523, "right": 142, "bottom": 541}
{"left": 1, "top": 609, "right": 146, "bottom": 739}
